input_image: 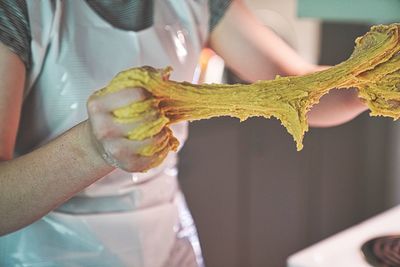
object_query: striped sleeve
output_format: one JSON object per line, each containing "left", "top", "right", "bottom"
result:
{"left": 0, "top": 0, "right": 31, "bottom": 69}
{"left": 85, "top": 0, "right": 154, "bottom": 31}
{"left": 209, "top": 0, "right": 232, "bottom": 32}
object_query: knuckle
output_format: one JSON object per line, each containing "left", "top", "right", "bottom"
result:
{"left": 120, "top": 88, "right": 147, "bottom": 102}
{"left": 127, "top": 88, "right": 140, "bottom": 98}
{"left": 87, "top": 99, "right": 103, "bottom": 113}
{"left": 130, "top": 87, "right": 148, "bottom": 99}
{"left": 123, "top": 157, "right": 144, "bottom": 173}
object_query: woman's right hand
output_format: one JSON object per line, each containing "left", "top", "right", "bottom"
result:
{"left": 87, "top": 87, "right": 171, "bottom": 172}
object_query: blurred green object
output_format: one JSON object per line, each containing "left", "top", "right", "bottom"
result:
{"left": 298, "top": 0, "right": 400, "bottom": 23}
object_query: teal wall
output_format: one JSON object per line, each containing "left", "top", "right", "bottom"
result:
{"left": 298, "top": 0, "right": 400, "bottom": 23}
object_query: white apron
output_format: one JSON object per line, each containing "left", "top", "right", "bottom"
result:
{"left": 0, "top": 1, "right": 209, "bottom": 266}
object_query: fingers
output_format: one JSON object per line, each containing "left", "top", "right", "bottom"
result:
{"left": 101, "top": 133, "right": 173, "bottom": 172}
{"left": 112, "top": 99, "right": 159, "bottom": 121}
{"left": 87, "top": 86, "right": 173, "bottom": 172}
{"left": 89, "top": 110, "right": 166, "bottom": 141}
{"left": 88, "top": 87, "right": 164, "bottom": 140}
{"left": 88, "top": 87, "right": 149, "bottom": 112}
{"left": 127, "top": 144, "right": 171, "bottom": 172}
{"left": 101, "top": 128, "right": 170, "bottom": 156}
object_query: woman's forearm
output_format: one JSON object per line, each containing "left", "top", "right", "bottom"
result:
{"left": 210, "top": 0, "right": 314, "bottom": 81}
{"left": 210, "top": 0, "right": 368, "bottom": 127}
{"left": 0, "top": 120, "right": 113, "bottom": 236}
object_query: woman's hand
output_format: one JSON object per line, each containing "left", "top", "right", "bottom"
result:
{"left": 87, "top": 87, "right": 171, "bottom": 172}
{"left": 304, "top": 65, "right": 368, "bottom": 127}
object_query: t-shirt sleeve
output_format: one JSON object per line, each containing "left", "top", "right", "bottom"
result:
{"left": 209, "top": 0, "right": 232, "bottom": 32}
{"left": 0, "top": 0, "right": 31, "bottom": 69}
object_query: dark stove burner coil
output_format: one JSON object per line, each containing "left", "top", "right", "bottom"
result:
{"left": 361, "top": 235, "right": 400, "bottom": 267}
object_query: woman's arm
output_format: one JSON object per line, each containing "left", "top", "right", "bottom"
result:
{"left": 0, "top": 44, "right": 113, "bottom": 235}
{"left": 209, "top": 0, "right": 367, "bottom": 127}
{"left": 0, "top": 44, "right": 164, "bottom": 235}
{"left": 0, "top": 121, "right": 114, "bottom": 235}
{"left": 0, "top": 43, "right": 24, "bottom": 161}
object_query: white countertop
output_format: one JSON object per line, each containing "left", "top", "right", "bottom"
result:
{"left": 287, "top": 205, "right": 400, "bottom": 267}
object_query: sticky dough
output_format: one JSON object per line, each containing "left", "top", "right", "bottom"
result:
{"left": 95, "top": 24, "right": 400, "bottom": 168}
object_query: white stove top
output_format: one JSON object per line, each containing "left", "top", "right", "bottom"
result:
{"left": 287, "top": 205, "right": 400, "bottom": 267}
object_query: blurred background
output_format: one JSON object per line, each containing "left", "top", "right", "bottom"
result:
{"left": 178, "top": 0, "right": 400, "bottom": 266}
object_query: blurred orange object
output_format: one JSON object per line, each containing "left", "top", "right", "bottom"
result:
{"left": 196, "top": 48, "right": 225, "bottom": 84}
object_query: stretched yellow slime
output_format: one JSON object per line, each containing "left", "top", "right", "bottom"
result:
{"left": 95, "top": 24, "right": 400, "bottom": 169}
